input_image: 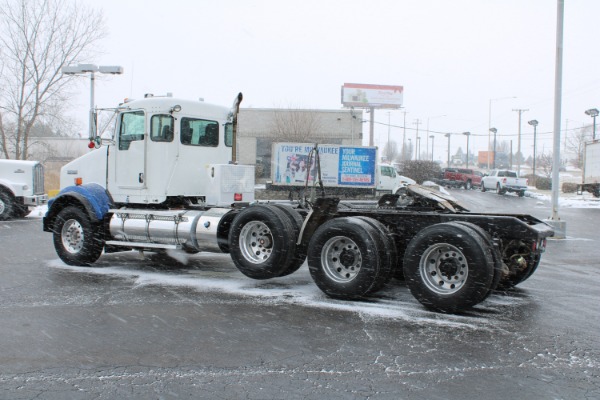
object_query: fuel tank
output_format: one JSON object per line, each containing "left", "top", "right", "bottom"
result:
{"left": 108, "top": 207, "right": 233, "bottom": 253}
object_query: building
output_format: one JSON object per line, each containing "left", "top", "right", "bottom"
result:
{"left": 237, "top": 108, "right": 363, "bottom": 180}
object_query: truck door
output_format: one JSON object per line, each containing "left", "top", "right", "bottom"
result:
{"left": 378, "top": 165, "right": 396, "bottom": 191}
{"left": 115, "top": 110, "right": 146, "bottom": 188}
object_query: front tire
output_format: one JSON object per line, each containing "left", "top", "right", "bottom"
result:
{"left": 465, "top": 180, "right": 472, "bottom": 190}
{"left": 53, "top": 206, "right": 104, "bottom": 266}
{"left": 0, "top": 191, "right": 14, "bottom": 221}
{"left": 403, "top": 222, "right": 494, "bottom": 313}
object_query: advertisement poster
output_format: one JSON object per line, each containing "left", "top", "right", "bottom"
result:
{"left": 272, "top": 143, "right": 376, "bottom": 188}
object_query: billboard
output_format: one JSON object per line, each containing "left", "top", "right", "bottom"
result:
{"left": 341, "top": 83, "right": 403, "bottom": 108}
{"left": 271, "top": 143, "right": 377, "bottom": 188}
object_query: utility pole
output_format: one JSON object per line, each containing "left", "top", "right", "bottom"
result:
{"left": 369, "top": 107, "right": 375, "bottom": 147}
{"left": 445, "top": 133, "right": 451, "bottom": 167}
{"left": 402, "top": 111, "right": 408, "bottom": 161}
{"left": 413, "top": 119, "right": 422, "bottom": 160}
{"left": 513, "top": 108, "right": 529, "bottom": 175}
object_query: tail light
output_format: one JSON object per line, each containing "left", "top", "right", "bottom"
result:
{"left": 526, "top": 179, "right": 529, "bottom": 186}
{"left": 502, "top": 178, "right": 507, "bottom": 184}
{"left": 234, "top": 193, "right": 243, "bottom": 201}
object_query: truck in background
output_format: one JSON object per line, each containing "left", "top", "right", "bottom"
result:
{"left": 439, "top": 168, "right": 484, "bottom": 189}
{"left": 578, "top": 140, "right": 600, "bottom": 198}
{"left": 0, "top": 159, "right": 47, "bottom": 220}
{"left": 481, "top": 169, "right": 528, "bottom": 196}
{"left": 42, "top": 93, "right": 553, "bottom": 313}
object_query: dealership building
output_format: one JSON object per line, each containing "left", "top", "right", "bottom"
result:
{"left": 236, "top": 108, "right": 364, "bottom": 180}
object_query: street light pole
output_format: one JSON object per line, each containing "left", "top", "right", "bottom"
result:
{"left": 488, "top": 96, "right": 516, "bottom": 169}
{"left": 62, "top": 63, "right": 123, "bottom": 146}
{"left": 489, "top": 128, "right": 497, "bottom": 169}
{"left": 429, "top": 135, "right": 435, "bottom": 161}
{"left": 528, "top": 120, "right": 539, "bottom": 180}
{"left": 463, "top": 132, "right": 471, "bottom": 167}
{"left": 426, "top": 114, "right": 446, "bottom": 161}
{"left": 513, "top": 108, "right": 529, "bottom": 175}
{"left": 585, "top": 108, "right": 599, "bottom": 140}
{"left": 445, "top": 133, "right": 451, "bottom": 167}
{"left": 413, "top": 119, "right": 422, "bottom": 160}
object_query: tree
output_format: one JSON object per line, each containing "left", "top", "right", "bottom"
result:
{"left": 0, "top": 0, "right": 106, "bottom": 159}
{"left": 383, "top": 140, "right": 398, "bottom": 163}
{"left": 269, "top": 108, "right": 323, "bottom": 143}
{"left": 566, "top": 125, "right": 593, "bottom": 169}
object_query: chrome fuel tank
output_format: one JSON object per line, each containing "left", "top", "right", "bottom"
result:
{"left": 108, "top": 208, "right": 232, "bottom": 252}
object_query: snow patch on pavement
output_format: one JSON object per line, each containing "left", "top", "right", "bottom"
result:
{"left": 46, "top": 257, "right": 521, "bottom": 330}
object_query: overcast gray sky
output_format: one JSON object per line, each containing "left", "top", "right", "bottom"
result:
{"left": 72, "top": 0, "right": 600, "bottom": 163}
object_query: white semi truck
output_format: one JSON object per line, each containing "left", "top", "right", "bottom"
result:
{"left": 0, "top": 159, "right": 47, "bottom": 220}
{"left": 578, "top": 140, "right": 600, "bottom": 198}
{"left": 43, "top": 93, "right": 553, "bottom": 313}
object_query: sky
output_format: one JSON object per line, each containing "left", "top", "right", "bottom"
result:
{"left": 68, "top": 0, "right": 600, "bottom": 164}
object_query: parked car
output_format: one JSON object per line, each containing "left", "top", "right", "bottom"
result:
{"left": 440, "top": 168, "right": 484, "bottom": 189}
{"left": 481, "top": 169, "right": 528, "bottom": 196}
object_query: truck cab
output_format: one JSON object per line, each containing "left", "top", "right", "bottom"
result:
{"left": 0, "top": 159, "right": 47, "bottom": 220}
{"left": 59, "top": 95, "right": 254, "bottom": 207}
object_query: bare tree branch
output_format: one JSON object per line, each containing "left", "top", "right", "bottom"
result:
{"left": 0, "top": 0, "right": 106, "bottom": 159}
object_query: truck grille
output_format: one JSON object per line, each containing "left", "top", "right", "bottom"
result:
{"left": 33, "top": 163, "right": 45, "bottom": 195}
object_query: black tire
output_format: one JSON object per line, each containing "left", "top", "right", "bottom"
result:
{"left": 518, "top": 190, "right": 525, "bottom": 197}
{"left": 403, "top": 222, "right": 494, "bottom": 313}
{"left": 496, "top": 240, "right": 541, "bottom": 290}
{"left": 307, "top": 217, "right": 390, "bottom": 299}
{"left": 13, "top": 204, "right": 30, "bottom": 218}
{"left": 271, "top": 204, "right": 307, "bottom": 277}
{"left": 354, "top": 216, "right": 396, "bottom": 287}
{"left": 496, "top": 184, "right": 505, "bottom": 195}
{"left": 0, "top": 191, "right": 14, "bottom": 221}
{"left": 53, "top": 206, "right": 104, "bottom": 266}
{"left": 451, "top": 221, "right": 503, "bottom": 296}
{"left": 465, "top": 180, "right": 472, "bottom": 190}
{"left": 481, "top": 182, "right": 486, "bottom": 192}
{"left": 228, "top": 205, "right": 299, "bottom": 279}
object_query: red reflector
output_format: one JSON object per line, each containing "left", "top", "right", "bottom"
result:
{"left": 234, "top": 193, "right": 243, "bottom": 201}
{"left": 88, "top": 141, "right": 95, "bottom": 149}
{"left": 74, "top": 177, "right": 83, "bottom": 186}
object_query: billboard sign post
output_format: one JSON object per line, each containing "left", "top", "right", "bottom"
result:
{"left": 341, "top": 83, "right": 403, "bottom": 147}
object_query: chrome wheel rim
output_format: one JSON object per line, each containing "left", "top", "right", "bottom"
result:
{"left": 419, "top": 243, "right": 468, "bottom": 295}
{"left": 239, "top": 221, "right": 273, "bottom": 264}
{"left": 321, "top": 236, "right": 362, "bottom": 283}
{"left": 61, "top": 219, "right": 85, "bottom": 254}
{"left": 0, "top": 199, "right": 5, "bottom": 215}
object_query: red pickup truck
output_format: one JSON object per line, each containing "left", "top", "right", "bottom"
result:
{"left": 441, "top": 168, "right": 484, "bottom": 190}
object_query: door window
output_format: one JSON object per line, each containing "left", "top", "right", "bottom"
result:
{"left": 118, "top": 111, "right": 145, "bottom": 150}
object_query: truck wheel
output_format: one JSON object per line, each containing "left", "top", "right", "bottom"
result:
{"left": 450, "top": 221, "right": 503, "bottom": 296}
{"left": 403, "top": 222, "right": 494, "bottom": 313}
{"left": 496, "top": 184, "right": 505, "bottom": 195}
{"left": 13, "top": 204, "right": 30, "bottom": 218}
{"left": 307, "top": 217, "right": 390, "bottom": 299}
{"left": 0, "top": 192, "right": 14, "bottom": 221}
{"left": 518, "top": 190, "right": 525, "bottom": 197}
{"left": 465, "top": 180, "right": 472, "bottom": 190}
{"left": 53, "top": 206, "right": 104, "bottom": 266}
{"left": 228, "top": 205, "right": 299, "bottom": 279}
{"left": 497, "top": 240, "right": 541, "bottom": 290}
{"left": 271, "top": 204, "right": 307, "bottom": 277}
{"left": 354, "top": 216, "right": 396, "bottom": 286}
{"left": 481, "top": 182, "right": 486, "bottom": 192}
